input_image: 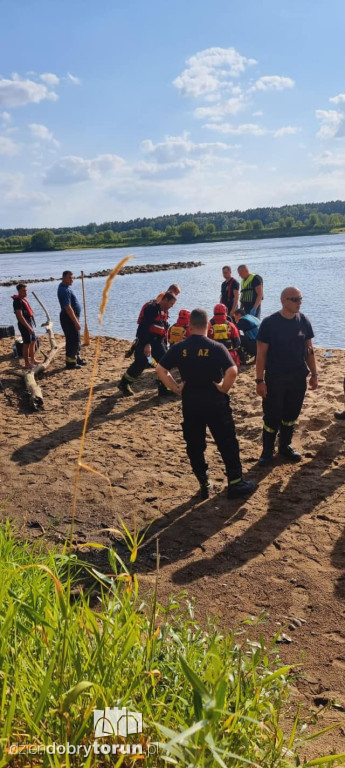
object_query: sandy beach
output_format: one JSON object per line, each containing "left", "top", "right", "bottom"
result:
{"left": 1, "top": 333, "right": 345, "bottom": 756}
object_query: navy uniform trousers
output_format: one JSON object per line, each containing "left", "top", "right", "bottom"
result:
{"left": 60, "top": 311, "right": 80, "bottom": 362}
{"left": 182, "top": 393, "right": 242, "bottom": 484}
{"left": 263, "top": 371, "right": 307, "bottom": 444}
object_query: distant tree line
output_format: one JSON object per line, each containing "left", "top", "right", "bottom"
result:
{"left": 1, "top": 201, "right": 345, "bottom": 253}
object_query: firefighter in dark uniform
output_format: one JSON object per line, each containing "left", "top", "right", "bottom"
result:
{"left": 256, "top": 286, "right": 318, "bottom": 467}
{"left": 118, "top": 292, "right": 177, "bottom": 397}
{"left": 156, "top": 308, "right": 255, "bottom": 500}
{"left": 57, "top": 270, "right": 87, "bottom": 370}
{"left": 220, "top": 265, "right": 239, "bottom": 317}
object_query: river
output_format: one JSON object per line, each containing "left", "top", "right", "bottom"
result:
{"left": 0, "top": 234, "right": 343, "bottom": 348}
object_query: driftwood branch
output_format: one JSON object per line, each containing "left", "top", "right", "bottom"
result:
{"left": 32, "top": 291, "right": 57, "bottom": 355}
{"left": 17, "top": 292, "right": 64, "bottom": 409}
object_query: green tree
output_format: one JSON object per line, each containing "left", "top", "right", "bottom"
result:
{"left": 329, "top": 213, "right": 343, "bottom": 228}
{"left": 285, "top": 217, "right": 295, "bottom": 229}
{"left": 205, "top": 223, "right": 216, "bottom": 234}
{"left": 307, "top": 213, "right": 319, "bottom": 228}
{"left": 252, "top": 219, "right": 263, "bottom": 230}
{"left": 165, "top": 225, "right": 178, "bottom": 238}
{"left": 178, "top": 221, "right": 200, "bottom": 241}
{"left": 31, "top": 229, "right": 55, "bottom": 251}
{"left": 141, "top": 227, "right": 154, "bottom": 240}
{"left": 102, "top": 230, "right": 115, "bottom": 242}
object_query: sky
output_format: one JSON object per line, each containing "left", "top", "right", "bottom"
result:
{"left": 1, "top": 0, "right": 345, "bottom": 229}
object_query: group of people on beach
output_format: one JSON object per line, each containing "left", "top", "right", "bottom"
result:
{"left": 115, "top": 263, "right": 326, "bottom": 501}
{"left": 11, "top": 261, "right": 344, "bottom": 502}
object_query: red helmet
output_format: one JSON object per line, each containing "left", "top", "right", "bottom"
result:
{"left": 214, "top": 303, "right": 227, "bottom": 316}
{"left": 178, "top": 309, "right": 190, "bottom": 323}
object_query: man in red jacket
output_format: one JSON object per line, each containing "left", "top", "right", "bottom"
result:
{"left": 12, "top": 283, "right": 39, "bottom": 369}
{"left": 118, "top": 292, "right": 177, "bottom": 397}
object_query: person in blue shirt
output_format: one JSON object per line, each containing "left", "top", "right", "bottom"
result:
{"left": 57, "top": 271, "right": 86, "bottom": 370}
{"left": 233, "top": 308, "right": 260, "bottom": 362}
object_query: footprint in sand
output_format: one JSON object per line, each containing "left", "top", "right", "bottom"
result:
{"left": 304, "top": 417, "right": 330, "bottom": 433}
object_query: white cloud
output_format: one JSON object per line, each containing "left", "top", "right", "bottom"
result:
{"left": 141, "top": 133, "right": 235, "bottom": 163}
{"left": 0, "top": 172, "right": 50, "bottom": 207}
{"left": 173, "top": 47, "right": 256, "bottom": 98}
{"left": 194, "top": 96, "right": 245, "bottom": 122}
{"left": 0, "top": 135, "right": 19, "bottom": 155}
{"left": 137, "top": 158, "right": 200, "bottom": 180}
{"left": 314, "top": 150, "right": 345, "bottom": 167}
{"left": 40, "top": 73, "right": 60, "bottom": 86}
{"left": 316, "top": 109, "right": 345, "bottom": 138}
{"left": 0, "top": 76, "right": 58, "bottom": 107}
{"left": 67, "top": 72, "right": 81, "bottom": 86}
{"left": 205, "top": 122, "right": 300, "bottom": 139}
{"left": 44, "top": 153, "right": 128, "bottom": 185}
{"left": 329, "top": 93, "right": 345, "bottom": 105}
{"left": 273, "top": 126, "right": 300, "bottom": 137}
{"left": 29, "top": 123, "right": 60, "bottom": 147}
{"left": 0, "top": 111, "right": 11, "bottom": 123}
{"left": 204, "top": 122, "right": 267, "bottom": 135}
{"left": 252, "top": 75, "right": 295, "bottom": 91}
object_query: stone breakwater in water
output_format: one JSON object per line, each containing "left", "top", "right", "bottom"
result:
{"left": 0, "top": 261, "right": 202, "bottom": 287}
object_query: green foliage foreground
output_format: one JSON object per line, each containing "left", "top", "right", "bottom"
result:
{"left": 0, "top": 523, "right": 343, "bottom": 767}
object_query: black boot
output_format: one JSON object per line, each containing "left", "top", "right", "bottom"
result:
{"left": 227, "top": 478, "right": 255, "bottom": 498}
{"left": 117, "top": 374, "right": 134, "bottom": 397}
{"left": 258, "top": 427, "right": 277, "bottom": 466}
{"left": 196, "top": 472, "right": 213, "bottom": 500}
{"left": 157, "top": 382, "right": 175, "bottom": 398}
{"left": 278, "top": 423, "right": 302, "bottom": 462}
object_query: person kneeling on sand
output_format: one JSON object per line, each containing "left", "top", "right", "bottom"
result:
{"left": 233, "top": 308, "right": 260, "bottom": 364}
{"left": 156, "top": 308, "right": 255, "bottom": 500}
{"left": 168, "top": 309, "right": 190, "bottom": 345}
{"left": 208, "top": 303, "right": 241, "bottom": 367}
{"left": 256, "top": 286, "right": 318, "bottom": 467}
{"left": 12, "top": 283, "right": 39, "bottom": 369}
{"left": 118, "top": 292, "right": 177, "bottom": 397}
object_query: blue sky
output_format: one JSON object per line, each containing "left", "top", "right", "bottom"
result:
{"left": 1, "top": 0, "right": 345, "bottom": 228}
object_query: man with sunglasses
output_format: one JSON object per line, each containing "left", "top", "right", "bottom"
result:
{"left": 255, "top": 287, "right": 318, "bottom": 466}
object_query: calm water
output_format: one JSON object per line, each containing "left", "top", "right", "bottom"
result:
{"left": 0, "top": 234, "right": 343, "bottom": 348}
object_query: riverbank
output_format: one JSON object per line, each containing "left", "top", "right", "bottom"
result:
{"left": 1, "top": 334, "right": 345, "bottom": 756}
{"left": 1, "top": 224, "right": 344, "bottom": 256}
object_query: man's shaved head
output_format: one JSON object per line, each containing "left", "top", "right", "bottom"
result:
{"left": 280, "top": 286, "right": 301, "bottom": 301}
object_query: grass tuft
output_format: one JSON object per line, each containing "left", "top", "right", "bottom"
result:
{"left": 0, "top": 523, "right": 343, "bottom": 767}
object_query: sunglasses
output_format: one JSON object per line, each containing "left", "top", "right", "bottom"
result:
{"left": 286, "top": 296, "right": 302, "bottom": 302}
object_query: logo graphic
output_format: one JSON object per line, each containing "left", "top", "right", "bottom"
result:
{"left": 93, "top": 707, "right": 143, "bottom": 738}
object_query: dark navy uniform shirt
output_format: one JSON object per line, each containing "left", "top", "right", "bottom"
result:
{"left": 57, "top": 283, "right": 81, "bottom": 317}
{"left": 257, "top": 311, "right": 314, "bottom": 376}
{"left": 160, "top": 334, "right": 235, "bottom": 403}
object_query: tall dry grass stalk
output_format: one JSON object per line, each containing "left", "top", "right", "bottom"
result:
{"left": 69, "top": 254, "right": 133, "bottom": 544}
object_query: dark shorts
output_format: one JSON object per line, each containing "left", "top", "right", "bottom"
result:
{"left": 18, "top": 322, "right": 36, "bottom": 345}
